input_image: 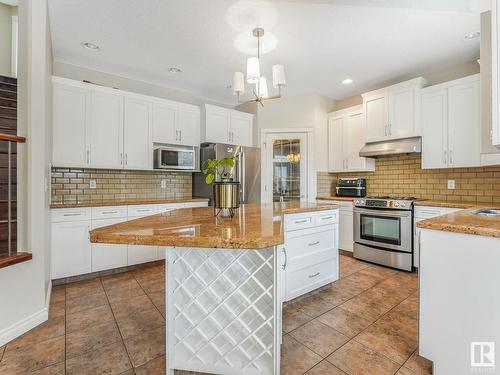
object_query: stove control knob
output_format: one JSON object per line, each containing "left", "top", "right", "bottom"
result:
{"left": 401, "top": 202, "right": 406, "bottom": 207}
{"left": 354, "top": 200, "right": 359, "bottom": 205}
{"left": 393, "top": 202, "right": 400, "bottom": 207}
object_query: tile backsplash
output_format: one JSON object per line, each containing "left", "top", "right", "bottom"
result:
{"left": 317, "top": 155, "right": 500, "bottom": 204}
{"left": 51, "top": 167, "right": 192, "bottom": 204}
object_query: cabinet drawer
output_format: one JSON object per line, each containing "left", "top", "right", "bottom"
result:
{"left": 157, "top": 203, "right": 183, "bottom": 214}
{"left": 183, "top": 201, "right": 209, "bottom": 208}
{"left": 127, "top": 205, "right": 158, "bottom": 218}
{"left": 315, "top": 210, "right": 338, "bottom": 226}
{"left": 414, "top": 206, "right": 446, "bottom": 219}
{"left": 286, "top": 258, "right": 338, "bottom": 300}
{"left": 285, "top": 213, "right": 315, "bottom": 231}
{"left": 92, "top": 206, "right": 127, "bottom": 219}
{"left": 51, "top": 207, "right": 91, "bottom": 223}
{"left": 287, "top": 228, "right": 335, "bottom": 263}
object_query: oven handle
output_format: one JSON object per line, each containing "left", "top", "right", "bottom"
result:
{"left": 353, "top": 207, "right": 411, "bottom": 218}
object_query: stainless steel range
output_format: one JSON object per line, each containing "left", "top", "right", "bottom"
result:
{"left": 353, "top": 196, "right": 416, "bottom": 272}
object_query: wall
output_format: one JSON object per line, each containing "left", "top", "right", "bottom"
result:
{"left": 53, "top": 62, "right": 230, "bottom": 109}
{"left": 317, "top": 155, "right": 500, "bottom": 204}
{"left": 51, "top": 168, "right": 192, "bottom": 204}
{"left": 0, "top": 3, "right": 14, "bottom": 76}
{"left": 0, "top": 0, "right": 53, "bottom": 346}
{"left": 333, "top": 61, "right": 481, "bottom": 111}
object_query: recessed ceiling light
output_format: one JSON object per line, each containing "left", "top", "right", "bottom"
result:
{"left": 342, "top": 78, "right": 354, "bottom": 85}
{"left": 464, "top": 31, "right": 480, "bottom": 41}
{"left": 81, "top": 42, "right": 100, "bottom": 51}
{"left": 168, "top": 67, "right": 182, "bottom": 74}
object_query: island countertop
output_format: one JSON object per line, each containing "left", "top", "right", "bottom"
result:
{"left": 417, "top": 207, "right": 500, "bottom": 238}
{"left": 89, "top": 202, "right": 339, "bottom": 249}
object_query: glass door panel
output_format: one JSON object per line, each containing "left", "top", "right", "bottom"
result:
{"left": 360, "top": 214, "right": 401, "bottom": 245}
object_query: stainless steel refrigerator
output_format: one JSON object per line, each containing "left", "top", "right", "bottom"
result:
{"left": 192, "top": 143, "right": 261, "bottom": 205}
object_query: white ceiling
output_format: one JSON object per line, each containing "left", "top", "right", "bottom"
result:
{"left": 47, "top": 0, "right": 489, "bottom": 105}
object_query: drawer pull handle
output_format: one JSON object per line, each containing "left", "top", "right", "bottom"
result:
{"left": 101, "top": 211, "right": 118, "bottom": 215}
{"left": 308, "top": 241, "right": 320, "bottom": 246}
{"left": 63, "top": 213, "right": 82, "bottom": 217}
{"left": 294, "top": 219, "right": 309, "bottom": 224}
{"left": 308, "top": 272, "right": 320, "bottom": 278}
{"left": 136, "top": 209, "right": 151, "bottom": 212}
{"left": 321, "top": 216, "right": 333, "bottom": 220}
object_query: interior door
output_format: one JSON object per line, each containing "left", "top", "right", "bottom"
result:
{"left": 447, "top": 80, "right": 480, "bottom": 167}
{"left": 421, "top": 89, "right": 448, "bottom": 168}
{"left": 364, "top": 93, "right": 387, "bottom": 142}
{"left": 123, "top": 96, "right": 152, "bottom": 169}
{"left": 328, "top": 117, "right": 344, "bottom": 172}
{"left": 152, "top": 101, "right": 176, "bottom": 144}
{"left": 52, "top": 83, "right": 90, "bottom": 167}
{"left": 345, "top": 111, "right": 365, "bottom": 171}
{"left": 89, "top": 91, "right": 123, "bottom": 168}
{"left": 263, "top": 132, "right": 308, "bottom": 203}
{"left": 388, "top": 87, "right": 416, "bottom": 138}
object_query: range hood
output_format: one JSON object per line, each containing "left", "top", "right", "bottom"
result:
{"left": 359, "top": 137, "right": 422, "bottom": 157}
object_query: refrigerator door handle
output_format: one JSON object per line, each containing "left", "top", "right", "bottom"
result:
{"left": 239, "top": 151, "right": 245, "bottom": 203}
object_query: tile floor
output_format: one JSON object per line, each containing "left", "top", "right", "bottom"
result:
{"left": 0, "top": 255, "right": 432, "bottom": 375}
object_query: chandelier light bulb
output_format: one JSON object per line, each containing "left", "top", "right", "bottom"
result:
{"left": 246, "top": 57, "right": 260, "bottom": 84}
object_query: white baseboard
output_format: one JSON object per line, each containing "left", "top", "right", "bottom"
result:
{"left": 45, "top": 280, "right": 52, "bottom": 309}
{"left": 0, "top": 307, "right": 48, "bottom": 347}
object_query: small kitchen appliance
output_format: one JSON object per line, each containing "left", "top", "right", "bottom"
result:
{"left": 335, "top": 178, "right": 366, "bottom": 198}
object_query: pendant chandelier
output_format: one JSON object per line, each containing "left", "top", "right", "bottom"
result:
{"left": 232, "top": 27, "right": 286, "bottom": 105}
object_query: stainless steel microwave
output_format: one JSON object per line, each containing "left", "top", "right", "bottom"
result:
{"left": 154, "top": 146, "right": 196, "bottom": 170}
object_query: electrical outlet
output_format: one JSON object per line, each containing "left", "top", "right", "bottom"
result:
{"left": 89, "top": 179, "right": 97, "bottom": 189}
{"left": 447, "top": 180, "right": 455, "bottom": 189}
{"left": 161, "top": 179, "right": 167, "bottom": 189}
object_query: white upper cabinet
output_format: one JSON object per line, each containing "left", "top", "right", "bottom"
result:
{"left": 152, "top": 101, "right": 200, "bottom": 147}
{"left": 204, "top": 104, "right": 253, "bottom": 146}
{"left": 327, "top": 105, "right": 375, "bottom": 173}
{"left": 492, "top": 1, "right": 500, "bottom": 147}
{"left": 362, "top": 77, "right": 426, "bottom": 143}
{"left": 123, "top": 96, "right": 152, "bottom": 169}
{"left": 89, "top": 91, "right": 124, "bottom": 169}
{"left": 421, "top": 74, "right": 480, "bottom": 169}
{"left": 52, "top": 82, "right": 90, "bottom": 167}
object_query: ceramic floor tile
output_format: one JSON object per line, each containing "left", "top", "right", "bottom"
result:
{"left": 66, "top": 320, "right": 122, "bottom": 359}
{"left": 339, "top": 291, "right": 395, "bottom": 322}
{"left": 327, "top": 340, "right": 401, "bottom": 375}
{"left": 396, "top": 367, "right": 416, "bottom": 375}
{"left": 138, "top": 278, "right": 165, "bottom": 294}
{"left": 344, "top": 271, "right": 384, "bottom": 290}
{"left": 290, "top": 319, "right": 349, "bottom": 357}
{"left": 26, "top": 361, "right": 65, "bottom": 375}
{"left": 403, "top": 350, "right": 433, "bottom": 375}
{"left": 115, "top": 306, "right": 165, "bottom": 339}
{"left": 66, "top": 341, "right": 132, "bottom": 375}
{"left": 135, "top": 355, "right": 165, "bottom": 375}
{"left": 354, "top": 311, "right": 418, "bottom": 365}
{"left": 66, "top": 289, "right": 108, "bottom": 315}
{"left": 110, "top": 293, "right": 157, "bottom": 316}
{"left": 105, "top": 279, "right": 146, "bottom": 303}
{"left": 50, "top": 285, "right": 66, "bottom": 304}
{"left": 0, "top": 336, "right": 65, "bottom": 374}
{"left": 293, "top": 293, "right": 336, "bottom": 318}
{"left": 48, "top": 300, "right": 65, "bottom": 319}
{"left": 282, "top": 303, "right": 314, "bottom": 333}
{"left": 66, "top": 303, "right": 115, "bottom": 333}
{"left": 9, "top": 316, "right": 65, "bottom": 348}
{"left": 146, "top": 290, "right": 165, "bottom": 308}
{"left": 305, "top": 360, "right": 347, "bottom": 375}
{"left": 393, "top": 292, "right": 419, "bottom": 320}
{"left": 317, "top": 307, "right": 372, "bottom": 338}
{"left": 124, "top": 326, "right": 165, "bottom": 368}
{"left": 66, "top": 278, "right": 104, "bottom": 300}
{"left": 0, "top": 345, "right": 5, "bottom": 361}
{"left": 280, "top": 335, "right": 322, "bottom": 375}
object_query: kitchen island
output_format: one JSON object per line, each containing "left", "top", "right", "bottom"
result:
{"left": 90, "top": 202, "right": 339, "bottom": 375}
{"left": 417, "top": 208, "right": 500, "bottom": 375}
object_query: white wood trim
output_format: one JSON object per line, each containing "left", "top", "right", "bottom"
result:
{"left": 0, "top": 307, "right": 48, "bottom": 347}
{"left": 260, "top": 127, "right": 313, "bottom": 134}
{"left": 11, "top": 15, "right": 18, "bottom": 78}
{"left": 328, "top": 105, "right": 363, "bottom": 118}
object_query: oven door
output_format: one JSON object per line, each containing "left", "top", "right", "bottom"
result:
{"left": 353, "top": 207, "right": 412, "bottom": 252}
{"left": 157, "top": 147, "right": 195, "bottom": 170}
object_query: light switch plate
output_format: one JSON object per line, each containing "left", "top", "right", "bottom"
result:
{"left": 89, "top": 179, "right": 97, "bottom": 189}
{"left": 447, "top": 180, "right": 455, "bottom": 189}
{"left": 161, "top": 179, "right": 167, "bottom": 189}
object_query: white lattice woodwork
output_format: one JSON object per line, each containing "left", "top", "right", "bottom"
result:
{"left": 166, "top": 246, "right": 280, "bottom": 375}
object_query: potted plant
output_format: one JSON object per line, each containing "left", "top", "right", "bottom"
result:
{"left": 202, "top": 156, "right": 240, "bottom": 217}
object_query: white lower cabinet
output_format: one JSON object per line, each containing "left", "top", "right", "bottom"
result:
{"left": 51, "top": 219, "right": 92, "bottom": 279}
{"left": 51, "top": 201, "right": 208, "bottom": 279}
{"left": 91, "top": 217, "right": 128, "bottom": 272}
{"left": 282, "top": 210, "right": 339, "bottom": 301}
{"left": 316, "top": 200, "right": 353, "bottom": 252}
{"left": 413, "top": 206, "right": 461, "bottom": 267}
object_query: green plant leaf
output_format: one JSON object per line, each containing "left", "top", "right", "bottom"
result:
{"left": 205, "top": 174, "right": 215, "bottom": 184}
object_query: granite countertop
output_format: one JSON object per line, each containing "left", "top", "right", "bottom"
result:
{"left": 90, "top": 202, "right": 339, "bottom": 249}
{"left": 413, "top": 200, "right": 480, "bottom": 209}
{"left": 50, "top": 197, "right": 209, "bottom": 209}
{"left": 417, "top": 207, "right": 500, "bottom": 238}
{"left": 316, "top": 196, "right": 355, "bottom": 202}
